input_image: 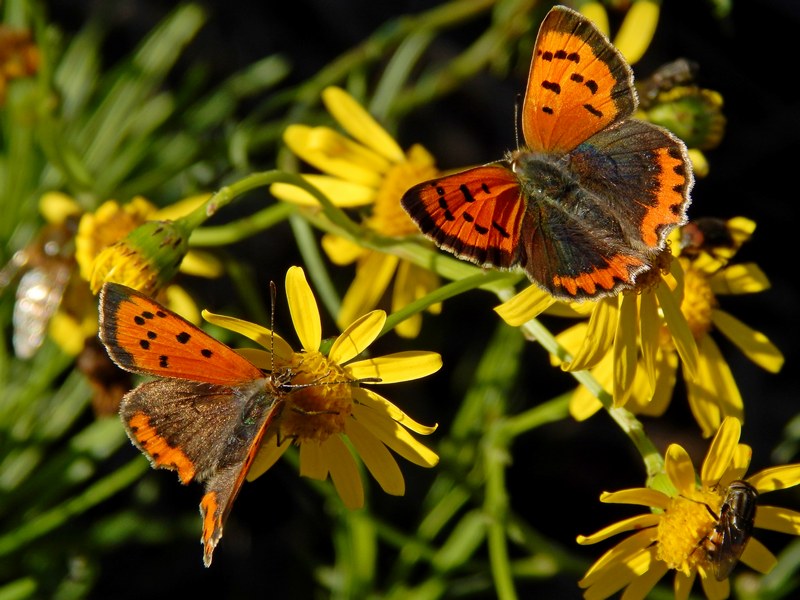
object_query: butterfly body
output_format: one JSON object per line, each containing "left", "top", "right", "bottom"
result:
{"left": 99, "top": 282, "right": 286, "bottom": 566}
{"left": 402, "top": 5, "right": 692, "bottom": 300}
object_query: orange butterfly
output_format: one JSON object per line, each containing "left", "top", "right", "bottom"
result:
{"left": 402, "top": 5, "right": 693, "bottom": 300}
{"left": 99, "top": 282, "right": 287, "bottom": 567}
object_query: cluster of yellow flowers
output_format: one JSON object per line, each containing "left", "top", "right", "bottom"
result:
{"left": 6, "top": 2, "right": 797, "bottom": 597}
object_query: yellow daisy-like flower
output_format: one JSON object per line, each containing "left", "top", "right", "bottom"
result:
{"left": 500, "top": 249, "right": 700, "bottom": 414}
{"left": 75, "top": 194, "right": 222, "bottom": 296}
{"left": 42, "top": 193, "right": 222, "bottom": 355}
{"left": 270, "top": 86, "right": 442, "bottom": 338}
{"left": 578, "top": 417, "right": 800, "bottom": 599}
{"left": 563, "top": 218, "right": 783, "bottom": 436}
{"left": 203, "top": 266, "right": 441, "bottom": 509}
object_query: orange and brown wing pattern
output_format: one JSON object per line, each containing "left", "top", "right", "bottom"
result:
{"left": 401, "top": 165, "right": 525, "bottom": 270}
{"left": 99, "top": 282, "right": 264, "bottom": 386}
{"left": 522, "top": 5, "right": 637, "bottom": 154}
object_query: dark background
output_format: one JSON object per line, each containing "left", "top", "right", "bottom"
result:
{"left": 40, "top": 0, "right": 800, "bottom": 597}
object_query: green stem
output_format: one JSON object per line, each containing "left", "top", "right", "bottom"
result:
{"left": 381, "top": 270, "right": 518, "bottom": 337}
{"left": 484, "top": 425, "right": 517, "bottom": 600}
{"left": 512, "top": 302, "right": 662, "bottom": 474}
{"left": 189, "top": 202, "right": 294, "bottom": 246}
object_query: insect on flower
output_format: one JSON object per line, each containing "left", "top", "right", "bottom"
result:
{"left": 699, "top": 480, "right": 759, "bottom": 581}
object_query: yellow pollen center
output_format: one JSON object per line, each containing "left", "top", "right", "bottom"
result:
{"left": 681, "top": 261, "right": 717, "bottom": 339}
{"left": 656, "top": 490, "right": 720, "bottom": 576}
{"left": 365, "top": 145, "right": 438, "bottom": 237}
{"left": 281, "top": 350, "right": 353, "bottom": 443}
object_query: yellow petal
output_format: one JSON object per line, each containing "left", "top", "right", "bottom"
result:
{"left": 165, "top": 284, "right": 201, "bottom": 325}
{"left": 579, "top": 2, "right": 610, "bottom": 36}
{"left": 740, "top": 536, "right": 777, "bottom": 575}
{"left": 153, "top": 194, "right": 209, "bottom": 220}
{"left": 686, "top": 336, "right": 743, "bottom": 438}
{"left": 494, "top": 284, "right": 555, "bottom": 326}
{"left": 39, "top": 191, "right": 81, "bottom": 224}
{"left": 699, "top": 571, "right": 729, "bottom": 599}
{"left": 299, "top": 439, "right": 328, "bottom": 480}
{"left": 246, "top": 431, "right": 290, "bottom": 481}
{"left": 749, "top": 464, "right": 800, "bottom": 493}
{"left": 620, "top": 557, "right": 669, "bottom": 600}
{"left": 674, "top": 570, "right": 697, "bottom": 600}
{"left": 286, "top": 266, "right": 322, "bottom": 352}
{"left": 354, "top": 387, "right": 437, "bottom": 435}
{"left": 179, "top": 249, "right": 224, "bottom": 278}
{"left": 710, "top": 263, "right": 770, "bottom": 295}
{"left": 392, "top": 261, "right": 439, "bottom": 339}
{"left": 329, "top": 310, "right": 386, "bottom": 364}
{"left": 612, "top": 293, "right": 638, "bottom": 406}
{"left": 321, "top": 233, "right": 365, "bottom": 266}
{"left": 576, "top": 514, "right": 660, "bottom": 545}
{"left": 337, "top": 251, "right": 397, "bottom": 332}
{"left": 712, "top": 309, "right": 784, "bottom": 373}
{"left": 627, "top": 348, "right": 677, "bottom": 417}
{"left": 579, "top": 529, "right": 655, "bottom": 582}
{"left": 283, "top": 124, "right": 385, "bottom": 187}
{"left": 754, "top": 505, "right": 800, "bottom": 535}
{"left": 688, "top": 149, "right": 709, "bottom": 178}
{"left": 322, "top": 87, "right": 405, "bottom": 163}
{"left": 700, "top": 416, "right": 740, "bottom": 485}
{"left": 561, "top": 297, "right": 616, "bottom": 371}
{"left": 270, "top": 174, "right": 376, "bottom": 207}
{"left": 638, "top": 290, "right": 661, "bottom": 390}
{"left": 581, "top": 545, "right": 655, "bottom": 598}
{"left": 352, "top": 403, "right": 438, "bottom": 467}
{"left": 665, "top": 444, "right": 697, "bottom": 495}
{"left": 600, "top": 488, "right": 670, "bottom": 509}
{"left": 324, "top": 435, "right": 365, "bottom": 509}
{"left": 346, "top": 351, "right": 442, "bottom": 383}
{"left": 569, "top": 382, "right": 605, "bottom": 421}
{"left": 656, "top": 280, "right": 698, "bottom": 378}
{"left": 346, "top": 418, "right": 405, "bottom": 495}
{"left": 613, "top": 0, "right": 660, "bottom": 65}
{"left": 201, "top": 310, "right": 294, "bottom": 360}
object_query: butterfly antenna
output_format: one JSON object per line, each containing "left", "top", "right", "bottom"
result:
{"left": 269, "top": 280, "right": 277, "bottom": 376}
{"left": 513, "top": 92, "right": 523, "bottom": 148}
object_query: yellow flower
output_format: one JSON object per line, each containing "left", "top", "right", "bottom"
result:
{"left": 564, "top": 218, "right": 783, "bottom": 436}
{"left": 41, "top": 193, "right": 221, "bottom": 355}
{"left": 75, "top": 195, "right": 223, "bottom": 295}
{"left": 270, "top": 86, "right": 442, "bottom": 338}
{"left": 203, "top": 266, "right": 441, "bottom": 509}
{"left": 578, "top": 417, "right": 800, "bottom": 599}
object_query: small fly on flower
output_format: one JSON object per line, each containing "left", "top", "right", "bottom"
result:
{"left": 701, "top": 480, "right": 759, "bottom": 581}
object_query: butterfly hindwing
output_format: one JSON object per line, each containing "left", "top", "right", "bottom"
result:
{"left": 120, "top": 377, "right": 282, "bottom": 566}
{"left": 567, "top": 119, "right": 692, "bottom": 250}
{"left": 99, "top": 282, "right": 264, "bottom": 385}
{"left": 401, "top": 166, "right": 525, "bottom": 270}
{"left": 522, "top": 5, "right": 637, "bottom": 154}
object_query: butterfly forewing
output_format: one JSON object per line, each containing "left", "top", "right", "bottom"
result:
{"left": 522, "top": 6, "right": 636, "bottom": 154}
{"left": 99, "top": 282, "right": 264, "bottom": 385}
{"left": 401, "top": 166, "right": 525, "bottom": 270}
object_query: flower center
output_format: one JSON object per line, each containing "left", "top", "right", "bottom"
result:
{"left": 680, "top": 259, "right": 717, "bottom": 339}
{"left": 280, "top": 350, "right": 354, "bottom": 443}
{"left": 365, "top": 144, "right": 438, "bottom": 237}
{"left": 656, "top": 490, "right": 720, "bottom": 576}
